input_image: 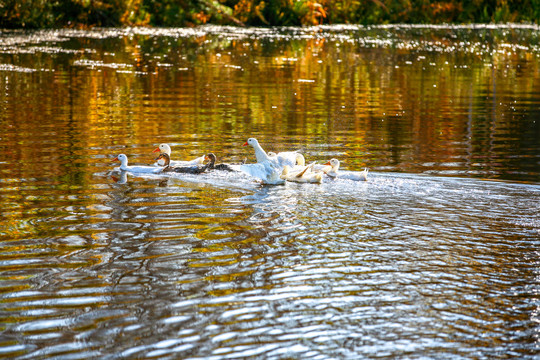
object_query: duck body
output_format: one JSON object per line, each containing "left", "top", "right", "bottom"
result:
{"left": 214, "top": 164, "right": 236, "bottom": 171}
{"left": 156, "top": 153, "right": 209, "bottom": 175}
{"left": 338, "top": 169, "right": 369, "bottom": 181}
{"left": 270, "top": 152, "right": 312, "bottom": 176}
{"left": 322, "top": 159, "right": 368, "bottom": 181}
{"left": 241, "top": 138, "right": 286, "bottom": 184}
{"left": 168, "top": 165, "right": 209, "bottom": 174}
{"left": 275, "top": 151, "right": 302, "bottom": 168}
{"left": 237, "top": 162, "right": 285, "bottom": 185}
{"left": 113, "top": 154, "right": 163, "bottom": 174}
{"left": 280, "top": 163, "right": 323, "bottom": 184}
{"left": 153, "top": 143, "right": 205, "bottom": 167}
{"left": 312, "top": 163, "right": 332, "bottom": 173}
{"left": 205, "top": 153, "right": 238, "bottom": 172}
{"left": 267, "top": 151, "right": 303, "bottom": 168}
{"left": 170, "top": 156, "right": 206, "bottom": 167}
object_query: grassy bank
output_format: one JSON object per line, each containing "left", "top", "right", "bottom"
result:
{"left": 1, "top": 0, "right": 539, "bottom": 29}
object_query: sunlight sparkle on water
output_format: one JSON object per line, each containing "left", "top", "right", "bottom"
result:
{"left": 0, "top": 24, "right": 539, "bottom": 360}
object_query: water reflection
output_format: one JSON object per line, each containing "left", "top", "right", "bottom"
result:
{"left": 1, "top": 168, "right": 540, "bottom": 358}
{"left": 1, "top": 25, "right": 540, "bottom": 182}
{"left": 0, "top": 25, "right": 539, "bottom": 359}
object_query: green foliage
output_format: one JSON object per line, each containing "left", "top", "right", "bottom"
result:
{"left": 1, "top": 0, "right": 539, "bottom": 29}
{"left": 0, "top": 0, "right": 56, "bottom": 28}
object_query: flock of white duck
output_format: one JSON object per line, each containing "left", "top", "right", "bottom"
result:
{"left": 113, "top": 138, "right": 368, "bottom": 185}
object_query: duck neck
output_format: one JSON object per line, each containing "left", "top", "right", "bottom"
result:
{"left": 252, "top": 143, "right": 270, "bottom": 163}
{"left": 120, "top": 158, "right": 129, "bottom": 170}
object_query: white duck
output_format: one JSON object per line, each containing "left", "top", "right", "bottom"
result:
{"left": 153, "top": 144, "right": 205, "bottom": 167}
{"left": 237, "top": 138, "right": 285, "bottom": 184}
{"left": 271, "top": 151, "right": 326, "bottom": 174}
{"left": 321, "top": 158, "right": 340, "bottom": 178}
{"left": 242, "top": 138, "right": 272, "bottom": 163}
{"left": 244, "top": 139, "right": 301, "bottom": 168}
{"left": 113, "top": 154, "right": 163, "bottom": 174}
{"left": 268, "top": 151, "right": 306, "bottom": 168}
{"left": 323, "top": 159, "right": 368, "bottom": 181}
{"left": 280, "top": 163, "right": 323, "bottom": 184}
{"left": 343, "top": 168, "right": 369, "bottom": 181}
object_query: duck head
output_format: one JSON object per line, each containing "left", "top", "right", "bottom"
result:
{"left": 242, "top": 138, "right": 270, "bottom": 163}
{"left": 242, "top": 138, "right": 259, "bottom": 147}
{"left": 323, "top": 158, "right": 340, "bottom": 170}
{"left": 113, "top": 154, "right": 129, "bottom": 170}
{"left": 205, "top": 153, "right": 217, "bottom": 166}
{"left": 153, "top": 143, "right": 172, "bottom": 155}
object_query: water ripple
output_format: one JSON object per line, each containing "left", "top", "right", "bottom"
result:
{"left": 1, "top": 25, "right": 540, "bottom": 359}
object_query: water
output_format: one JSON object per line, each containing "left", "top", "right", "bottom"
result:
{"left": 0, "top": 25, "right": 539, "bottom": 359}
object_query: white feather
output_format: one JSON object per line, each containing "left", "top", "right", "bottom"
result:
{"left": 113, "top": 154, "right": 163, "bottom": 174}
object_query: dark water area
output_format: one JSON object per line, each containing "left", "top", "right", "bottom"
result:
{"left": 0, "top": 25, "right": 539, "bottom": 359}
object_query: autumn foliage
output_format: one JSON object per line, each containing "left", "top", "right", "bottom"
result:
{"left": 1, "top": 0, "right": 539, "bottom": 28}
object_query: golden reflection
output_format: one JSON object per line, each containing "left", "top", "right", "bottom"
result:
{"left": 0, "top": 28, "right": 538, "bottom": 229}
{"left": 0, "top": 27, "right": 538, "bottom": 359}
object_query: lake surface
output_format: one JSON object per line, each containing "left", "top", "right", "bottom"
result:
{"left": 0, "top": 25, "right": 539, "bottom": 359}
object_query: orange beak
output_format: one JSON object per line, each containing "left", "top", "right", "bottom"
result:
{"left": 152, "top": 147, "right": 160, "bottom": 153}
{"left": 242, "top": 141, "right": 248, "bottom": 147}
{"left": 323, "top": 161, "right": 331, "bottom": 166}
{"left": 112, "top": 157, "right": 119, "bottom": 162}
{"left": 204, "top": 155, "right": 210, "bottom": 161}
